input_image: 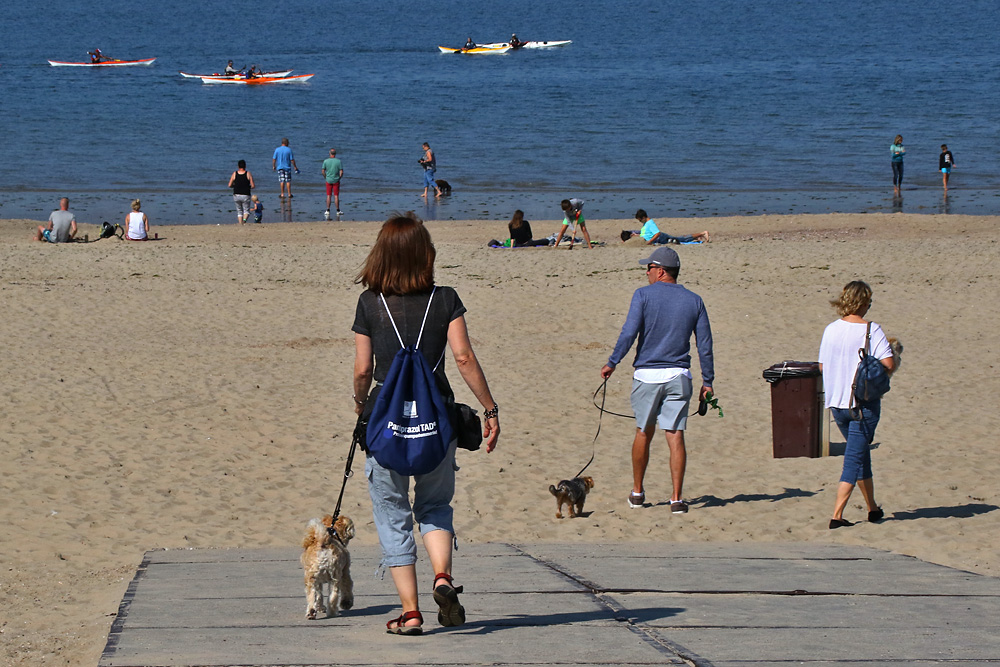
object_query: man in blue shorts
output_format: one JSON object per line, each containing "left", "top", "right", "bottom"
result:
{"left": 34, "top": 197, "right": 78, "bottom": 243}
{"left": 272, "top": 137, "right": 299, "bottom": 198}
{"left": 600, "top": 246, "right": 714, "bottom": 514}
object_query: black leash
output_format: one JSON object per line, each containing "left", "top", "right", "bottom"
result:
{"left": 576, "top": 376, "right": 713, "bottom": 478}
{"left": 574, "top": 378, "right": 626, "bottom": 478}
{"left": 330, "top": 416, "right": 365, "bottom": 525}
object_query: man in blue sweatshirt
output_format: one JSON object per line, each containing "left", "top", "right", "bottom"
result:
{"left": 600, "top": 246, "right": 714, "bottom": 514}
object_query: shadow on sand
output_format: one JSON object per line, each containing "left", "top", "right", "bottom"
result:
{"left": 888, "top": 503, "right": 999, "bottom": 521}
{"left": 684, "top": 487, "right": 820, "bottom": 509}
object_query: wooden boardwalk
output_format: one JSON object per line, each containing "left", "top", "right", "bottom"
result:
{"left": 100, "top": 542, "right": 1000, "bottom": 666}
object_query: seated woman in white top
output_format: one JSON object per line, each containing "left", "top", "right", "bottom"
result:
{"left": 125, "top": 199, "right": 149, "bottom": 240}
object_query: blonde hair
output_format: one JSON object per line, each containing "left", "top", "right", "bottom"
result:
{"left": 131, "top": 199, "right": 141, "bottom": 211}
{"left": 251, "top": 195, "right": 259, "bottom": 202}
{"left": 830, "top": 280, "right": 872, "bottom": 317}
{"left": 893, "top": 135, "right": 903, "bottom": 145}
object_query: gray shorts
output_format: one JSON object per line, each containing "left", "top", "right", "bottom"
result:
{"left": 233, "top": 194, "right": 252, "bottom": 217}
{"left": 365, "top": 440, "right": 457, "bottom": 568}
{"left": 631, "top": 375, "right": 693, "bottom": 432}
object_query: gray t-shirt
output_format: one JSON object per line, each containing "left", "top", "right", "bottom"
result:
{"left": 48, "top": 210, "right": 75, "bottom": 243}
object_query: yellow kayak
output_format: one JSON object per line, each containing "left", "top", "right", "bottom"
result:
{"left": 438, "top": 45, "right": 511, "bottom": 54}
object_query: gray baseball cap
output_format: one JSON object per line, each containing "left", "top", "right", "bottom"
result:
{"left": 638, "top": 246, "right": 680, "bottom": 268}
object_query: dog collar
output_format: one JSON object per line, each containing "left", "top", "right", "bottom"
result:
{"left": 326, "top": 525, "right": 344, "bottom": 545}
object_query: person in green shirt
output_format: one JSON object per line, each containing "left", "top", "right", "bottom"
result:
{"left": 322, "top": 148, "right": 344, "bottom": 218}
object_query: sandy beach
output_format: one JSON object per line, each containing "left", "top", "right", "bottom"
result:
{"left": 1, "top": 212, "right": 998, "bottom": 666}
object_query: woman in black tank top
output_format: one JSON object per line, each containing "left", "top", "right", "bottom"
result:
{"left": 228, "top": 159, "right": 255, "bottom": 224}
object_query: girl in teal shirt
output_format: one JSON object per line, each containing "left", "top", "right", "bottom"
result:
{"left": 890, "top": 135, "right": 905, "bottom": 195}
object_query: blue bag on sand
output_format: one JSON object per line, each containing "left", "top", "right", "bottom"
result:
{"left": 366, "top": 288, "right": 453, "bottom": 476}
{"left": 851, "top": 322, "right": 890, "bottom": 415}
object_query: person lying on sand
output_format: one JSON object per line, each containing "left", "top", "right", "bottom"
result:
{"left": 621, "top": 210, "right": 709, "bottom": 245}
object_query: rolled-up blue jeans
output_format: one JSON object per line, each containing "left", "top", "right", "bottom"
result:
{"left": 423, "top": 168, "right": 438, "bottom": 189}
{"left": 831, "top": 403, "right": 880, "bottom": 484}
{"left": 365, "top": 440, "right": 457, "bottom": 567}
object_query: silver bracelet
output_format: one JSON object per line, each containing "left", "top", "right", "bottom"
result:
{"left": 352, "top": 394, "right": 366, "bottom": 406}
{"left": 483, "top": 403, "right": 499, "bottom": 419}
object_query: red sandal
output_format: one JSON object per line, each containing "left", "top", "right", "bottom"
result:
{"left": 386, "top": 610, "right": 423, "bottom": 636}
{"left": 432, "top": 573, "right": 466, "bottom": 627}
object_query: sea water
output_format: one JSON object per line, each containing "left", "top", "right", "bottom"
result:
{"left": 2, "top": 0, "right": 999, "bottom": 224}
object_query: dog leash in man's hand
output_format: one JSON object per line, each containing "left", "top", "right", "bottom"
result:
{"left": 330, "top": 415, "right": 365, "bottom": 525}
{"left": 578, "top": 376, "right": 718, "bottom": 478}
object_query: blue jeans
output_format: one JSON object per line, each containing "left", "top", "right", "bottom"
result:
{"left": 651, "top": 232, "right": 695, "bottom": 245}
{"left": 831, "top": 403, "right": 880, "bottom": 484}
{"left": 423, "top": 168, "right": 437, "bottom": 189}
{"left": 892, "top": 161, "right": 904, "bottom": 186}
{"left": 365, "top": 441, "right": 457, "bottom": 567}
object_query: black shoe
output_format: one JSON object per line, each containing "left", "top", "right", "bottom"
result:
{"left": 829, "top": 518, "right": 854, "bottom": 529}
{"left": 868, "top": 508, "right": 884, "bottom": 523}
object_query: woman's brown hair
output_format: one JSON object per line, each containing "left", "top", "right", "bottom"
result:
{"left": 509, "top": 209, "right": 525, "bottom": 230}
{"left": 355, "top": 212, "right": 435, "bottom": 295}
{"left": 830, "top": 280, "right": 872, "bottom": 317}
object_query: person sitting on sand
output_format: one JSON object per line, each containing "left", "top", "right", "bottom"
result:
{"left": 621, "top": 210, "right": 710, "bottom": 245}
{"left": 124, "top": 199, "right": 150, "bottom": 240}
{"left": 34, "top": 197, "right": 78, "bottom": 243}
{"left": 508, "top": 210, "right": 549, "bottom": 247}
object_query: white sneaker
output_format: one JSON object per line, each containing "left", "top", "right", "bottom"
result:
{"left": 323, "top": 210, "right": 330, "bottom": 220}
{"left": 336, "top": 210, "right": 344, "bottom": 216}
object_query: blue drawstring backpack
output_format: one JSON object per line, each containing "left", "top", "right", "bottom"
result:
{"left": 850, "top": 322, "right": 891, "bottom": 418}
{"left": 366, "top": 288, "right": 454, "bottom": 475}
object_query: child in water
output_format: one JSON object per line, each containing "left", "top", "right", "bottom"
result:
{"left": 939, "top": 144, "right": 956, "bottom": 192}
{"left": 252, "top": 195, "right": 263, "bottom": 224}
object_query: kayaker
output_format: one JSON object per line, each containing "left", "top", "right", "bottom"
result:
{"left": 510, "top": 34, "right": 523, "bottom": 48}
{"left": 463, "top": 37, "right": 477, "bottom": 50}
{"left": 246, "top": 65, "right": 258, "bottom": 79}
{"left": 224, "top": 60, "right": 238, "bottom": 75}
{"left": 88, "top": 48, "right": 104, "bottom": 63}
